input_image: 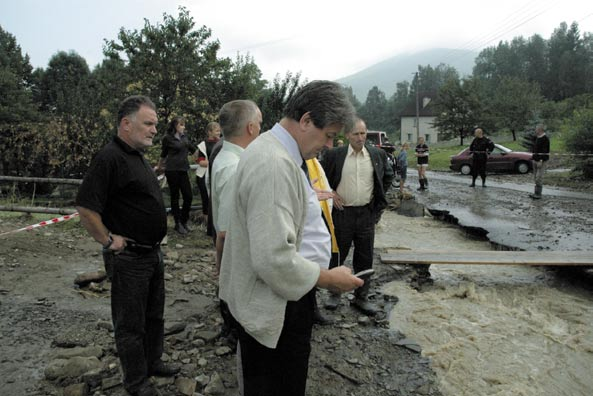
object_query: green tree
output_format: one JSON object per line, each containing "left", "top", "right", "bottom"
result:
{"left": 258, "top": 72, "right": 303, "bottom": 131}
{"left": 39, "top": 50, "right": 91, "bottom": 116}
{"left": 491, "top": 76, "right": 542, "bottom": 141}
{"left": 433, "top": 78, "right": 483, "bottom": 145}
{"left": 0, "top": 25, "right": 37, "bottom": 123}
{"left": 563, "top": 106, "right": 593, "bottom": 178}
{"left": 358, "top": 86, "right": 389, "bottom": 131}
{"left": 104, "top": 6, "right": 227, "bottom": 133}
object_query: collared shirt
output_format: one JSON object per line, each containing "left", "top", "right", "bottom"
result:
{"left": 336, "top": 145, "right": 374, "bottom": 206}
{"left": 271, "top": 124, "right": 331, "bottom": 269}
{"left": 76, "top": 136, "right": 167, "bottom": 245}
{"left": 211, "top": 140, "right": 244, "bottom": 232}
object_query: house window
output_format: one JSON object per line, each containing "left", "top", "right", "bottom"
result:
{"left": 407, "top": 134, "right": 412, "bottom": 142}
{"left": 425, "top": 134, "right": 431, "bottom": 143}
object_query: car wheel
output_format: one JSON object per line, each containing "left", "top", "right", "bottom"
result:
{"left": 460, "top": 164, "right": 472, "bottom": 175}
{"left": 516, "top": 161, "right": 529, "bottom": 174}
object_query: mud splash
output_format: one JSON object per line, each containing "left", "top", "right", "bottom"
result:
{"left": 377, "top": 211, "right": 593, "bottom": 396}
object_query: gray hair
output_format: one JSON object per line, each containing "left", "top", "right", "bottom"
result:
{"left": 283, "top": 80, "right": 355, "bottom": 132}
{"left": 218, "top": 100, "right": 259, "bottom": 138}
{"left": 117, "top": 95, "right": 156, "bottom": 125}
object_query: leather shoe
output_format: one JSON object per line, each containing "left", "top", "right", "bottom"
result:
{"left": 324, "top": 294, "right": 341, "bottom": 311}
{"left": 313, "top": 308, "right": 333, "bottom": 325}
{"left": 148, "top": 360, "right": 180, "bottom": 377}
{"left": 351, "top": 297, "right": 378, "bottom": 316}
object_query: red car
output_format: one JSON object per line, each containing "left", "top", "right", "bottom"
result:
{"left": 450, "top": 144, "right": 533, "bottom": 175}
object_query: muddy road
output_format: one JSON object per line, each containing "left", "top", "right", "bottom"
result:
{"left": 408, "top": 171, "right": 593, "bottom": 251}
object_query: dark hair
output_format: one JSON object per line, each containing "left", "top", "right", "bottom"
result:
{"left": 219, "top": 100, "right": 259, "bottom": 138}
{"left": 167, "top": 116, "right": 185, "bottom": 136}
{"left": 117, "top": 95, "right": 156, "bottom": 125}
{"left": 283, "top": 80, "right": 355, "bottom": 132}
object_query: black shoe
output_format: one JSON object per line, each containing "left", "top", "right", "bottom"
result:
{"left": 351, "top": 297, "right": 378, "bottom": 316}
{"left": 130, "top": 383, "right": 161, "bottom": 396}
{"left": 313, "top": 308, "right": 333, "bottom": 325}
{"left": 324, "top": 294, "right": 341, "bottom": 311}
{"left": 148, "top": 360, "right": 180, "bottom": 377}
{"left": 174, "top": 223, "right": 188, "bottom": 235}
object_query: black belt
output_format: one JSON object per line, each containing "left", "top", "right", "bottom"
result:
{"left": 125, "top": 240, "right": 160, "bottom": 253}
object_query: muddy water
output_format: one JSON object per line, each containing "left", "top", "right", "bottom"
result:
{"left": 376, "top": 211, "right": 593, "bottom": 396}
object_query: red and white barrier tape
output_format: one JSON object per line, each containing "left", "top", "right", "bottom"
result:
{"left": 0, "top": 212, "right": 79, "bottom": 237}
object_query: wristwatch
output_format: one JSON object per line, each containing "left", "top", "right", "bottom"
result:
{"left": 103, "top": 234, "right": 114, "bottom": 250}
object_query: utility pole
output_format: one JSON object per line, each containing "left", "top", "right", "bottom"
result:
{"left": 415, "top": 70, "right": 420, "bottom": 141}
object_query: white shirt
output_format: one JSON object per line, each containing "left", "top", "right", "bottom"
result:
{"left": 271, "top": 124, "right": 331, "bottom": 269}
{"left": 336, "top": 145, "right": 374, "bottom": 206}
{"left": 211, "top": 141, "right": 244, "bottom": 233}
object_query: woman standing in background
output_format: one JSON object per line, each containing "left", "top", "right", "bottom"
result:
{"left": 157, "top": 116, "right": 196, "bottom": 235}
{"left": 194, "top": 122, "right": 221, "bottom": 228}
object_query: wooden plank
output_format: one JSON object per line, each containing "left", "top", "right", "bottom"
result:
{"left": 381, "top": 250, "right": 593, "bottom": 266}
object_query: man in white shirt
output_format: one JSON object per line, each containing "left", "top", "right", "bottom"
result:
{"left": 211, "top": 100, "right": 262, "bottom": 274}
{"left": 218, "top": 81, "right": 363, "bottom": 396}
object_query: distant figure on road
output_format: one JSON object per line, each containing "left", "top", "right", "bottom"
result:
{"left": 530, "top": 124, "right": 550, "bottom": 199}
{"left": 76, "top": 95, "right": 178, "bottom": 396}
{"left": 469, "top": 127, "right": 495, "bottom": 187}
{"left": 415, "top": 136, "right": 429, "bottom": 190}
{"left": 397, "top": 142, "right": 409, "bottom": 192}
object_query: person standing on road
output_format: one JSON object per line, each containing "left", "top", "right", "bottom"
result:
{"left": 530, "top": 124, "right": 550, "bottom": 199}
{"left": 415, "top": 136, "right": 429, "bottom": 190}
{"left": 397, "top": 142, "right": 409, "bottom": 192}
{"left": 155, "top": 116, "right": 196, "bottom": 235}
{"left": 76, "top": 95, "right": 179, "bottom": 396}
{"left": 469, "top": 127, "right": 495, "bottom": 187}
{"left": 218, "top": 81, "right": 363, "bottom": 396}
{"left": 194, "top": 122, "right": 221, "bottom": 233}
{"left": 321, "top": 116, "right": 394, "bottom": 316}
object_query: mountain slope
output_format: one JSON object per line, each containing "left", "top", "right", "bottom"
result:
{"left": 337, "top": 48, "right": 477, "bottom": 101}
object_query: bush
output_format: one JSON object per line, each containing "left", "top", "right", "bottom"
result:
{"left": 563, "top": 108, "right": 593, "bottom": 179}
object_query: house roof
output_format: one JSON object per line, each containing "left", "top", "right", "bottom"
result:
{"left": 400, "top": 92, "right": 437, "bottom": 117}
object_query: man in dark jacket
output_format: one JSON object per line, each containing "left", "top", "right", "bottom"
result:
{"left": 469, "top": 127, "right": 495, "bottom": 187}
{"left": 530, "top": 124, "right": 550, "bottom": 199}
{"left": 321, "top": 117, "right": 394, "bottom": 315}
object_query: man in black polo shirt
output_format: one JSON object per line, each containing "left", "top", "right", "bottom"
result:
{"left": 76, "top": 95, "right": 178, "bottom": 396}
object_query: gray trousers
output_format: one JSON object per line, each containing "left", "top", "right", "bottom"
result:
{"left": 533, "top": 160, "right": 547, "bottom": 187}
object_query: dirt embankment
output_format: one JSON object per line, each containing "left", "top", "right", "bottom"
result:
{"left": 0, "top": 204, "right": 442, "bottom": 396}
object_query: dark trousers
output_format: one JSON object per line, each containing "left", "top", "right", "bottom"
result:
{"left": 237, "top": 290, "right": 314, "bottom": 396}
{"left": 165, "top": 171, "right": 192, "bottom": 224}
{"left": 472, "top": 157, "right": 488, "bottom": 184}
{"left": 331, "top": 205, "right": 375, "bottom": 297}
{"left": 104, "top": 248, "right": 165, "bottom": 393}
{"left": 196, "top": 175, "right": 209, "bottom": 215}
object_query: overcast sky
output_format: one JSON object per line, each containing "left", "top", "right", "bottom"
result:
{"left": 1, "top": 0, "right": 592, "bottom": 82}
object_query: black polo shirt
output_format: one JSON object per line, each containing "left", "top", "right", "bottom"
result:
{"left": 76, "top": 136, "right": 167, "bottom": 245}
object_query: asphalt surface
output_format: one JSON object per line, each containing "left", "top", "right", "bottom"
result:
{"left": 406, "top": 171, "right": 593, "bottom": 251}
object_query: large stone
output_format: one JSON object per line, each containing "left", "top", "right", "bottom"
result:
{"left": 101, "top": 375, "right": 122, "bottom": 390}
{"left": 204, "top": 372, "right": 225, "bottom": 395}
{"left": 398, "top": 197, "right": 425, "bottom": 217}
{"left": 164, "top": 322, "right": 186, "bottom": 336}
{"left": 45, "top": 356, "right": 102, "bottom": 380}
{"left": 63, "top": 383, "right": 88, "bottom": 396}
{"left": 52, "top": 346, "right": 103, "bottom": 360}
{"left": 194, "top": 330, "right": 218, "bottom": 343}
{"left": 175, "top": 377, "right": 196, "bottom": 396}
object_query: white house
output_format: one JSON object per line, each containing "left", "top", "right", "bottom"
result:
{"left": 399, "top": 93, "right": 439, "bottom": 144}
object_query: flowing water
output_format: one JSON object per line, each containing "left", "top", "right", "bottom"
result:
{"left": 376, "top": 211, "right": 593, "bottom": 396}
